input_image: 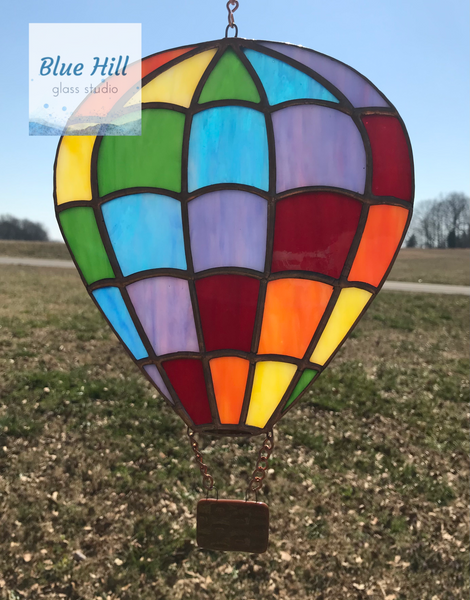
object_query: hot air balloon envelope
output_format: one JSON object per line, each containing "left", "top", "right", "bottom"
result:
{"left": 54, "top": 38, "right": 414, "bottom": 436}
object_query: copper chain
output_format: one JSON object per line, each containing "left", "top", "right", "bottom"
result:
{"left": 187, "top": 427, "right": 275, "bottom": 497}
{"left": 226, "top": 0, "right": 239, "bottom": 37}
{"left": 187, "top": 427, "right": 214, "bottom": 491}
{"left": 246, "top": 430, "right": 275, "bottom": 494}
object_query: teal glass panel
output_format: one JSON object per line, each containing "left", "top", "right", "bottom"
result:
{"left": 102, "top": 193, "right": 187, "bottom": 276}
{"left": 188, "top": 106, "right": 269, "bottom": 192}
{"left": 243, "top": 49, "right": 339, "bottom": 105}
{"left": 92, "top": 287, "right": 148, "bottom": 360}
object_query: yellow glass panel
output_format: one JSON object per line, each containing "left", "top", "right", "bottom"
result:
{"left": 133, "top": 50, "right": 217, "bottom": 108}
{"left": 246, "top": 361, "right": 297, "bottom": 429}
{"left": 310, "top": 287, "right": 372, "bottom": 365}
{"left": 56, "top": 136, "right": 95, "bottom": 204}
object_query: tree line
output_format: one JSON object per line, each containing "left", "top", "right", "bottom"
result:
{"left": 406, "top": 192, "right": 470, "bottom": 248}
{"left": 0, "top": 215, "right": 49, "bottom": 241}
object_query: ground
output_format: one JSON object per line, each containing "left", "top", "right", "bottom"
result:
{"left": 1, "top": 242, "right": 469, "bottom": 286}
{"left": 0, "top": 247, "right": 468, "bottom": 600}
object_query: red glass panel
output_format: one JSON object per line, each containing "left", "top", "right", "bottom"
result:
{"left": 142, "top": 47, "right": 195, "bottom": 78}
{"left": 362, "top": 115, "right": 412, "bottom": 201}
{"left": 272, "top": 192, "right": 362, "bottom": 278}
{"left": 163, "top": 358, "right": 212, "bottom": 425}
{"left": 196, "top": 275, "right": 260, "bottom": 352}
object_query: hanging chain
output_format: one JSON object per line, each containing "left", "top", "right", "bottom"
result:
{"left": 187, "top": 427, "right": 214, "bottom": 491}
{"left": 225, "top": 0, "right": 239, "bottom": 37}
{"left": 246, "top": 429, "right": 275, "bottom": 496}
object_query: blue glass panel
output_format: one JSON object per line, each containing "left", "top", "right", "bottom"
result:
{"left": 188, "top": 190, "right": 267, "bottom": 272}
{"left": 93, "top": 287, "right": 147, "bottom": 359}
{"left": 144, "top": 364, "right": 173, "bottom": 403}
{"left": 260, "top": 42, "right": 389, "bottom": 108}
{"left": 188, "top": 106, "right": 269, "bottom": 192}
{"left": 102, "top": 193, "right": 187, "bottom": 277}
{"left": 243, "top": 49, "right": 339, "bottom": 105}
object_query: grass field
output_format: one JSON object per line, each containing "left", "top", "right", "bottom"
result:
{"left": 389, "top": 248, "right": 470, "bottom": 286}
{"left": 0, "top": 240, "right": 70, "bottom": 261}
{"left": 0, "top": 265, "right": 469, "bottom": 600}
{"left": 1, "top": 241, "right": 469, "bottom": 286}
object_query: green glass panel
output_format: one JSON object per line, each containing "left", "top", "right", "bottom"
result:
{"left": 283, "top": 369, "right": 317, "bottom": 411}
{"left": 199, "top": 48, "right": 260, "bottom": 104}
{"left": 59, "top": 207, "right": 115, "bottom": 284}
{"left": 97, "top": 109, "right": 185, "bottom": 196}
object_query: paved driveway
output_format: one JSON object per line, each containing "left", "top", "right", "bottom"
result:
{"left": 1, "top": 256, "right": 469, "bottom": 296}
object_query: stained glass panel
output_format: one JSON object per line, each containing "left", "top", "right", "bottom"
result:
{"left": 102, "top": 193, "right": 186, "bottom": 276}
{"left": 362, "top": 115, "right": 412, "bottom": 201}
{"left": 55, "top": 136, "right": 95, "bottom": 204}
{"left": 59, "top": 207, "right": 114, "bottom": 284}
{"left": 258, "top": 279, "right": 332, "bottom": 358}
{"left": 260, "top": 42, "right": 389, "bottom": 108}
{"left": 273, "top": 105, "right": 366, "bottom": 193}
{"left": 272, "top": 192, "right": 362, "bottom": 277}
{"left": 283, "top": 369, "right": 317, "bottom": 411}
{"left": 144, "top": 364, "right": 173, "bottom": 403}
{"left": 199, "top": 48, "right": 260, "bottom": 103}
{"left": 189, "top": 190, "right": 267, "bottom": 272}
{"left": 140, "top": 49, "right": 217, "bottom": 107}
{"left": 127, "top": 277, "right": 199, "bottom": 355}
{"left": 349, "top": 205, "right": 409, "bottom": 286}
{"left": 98, "top": 109, "right": 185, "bottom": 196}
{"left": 188, "top": 106, "right": 269, "bottom": 192}
{"left": 93, "top": 287, "right": 147, "bottom": 359}
{"left": 210, "top": 357, "right": 249, "bottom": 424}
{"left": 244, "top": 49, "right": 338, "bottom": 105}
{"left": 246, "top": 361, "right": 297, "bottom": 428}
{"left": 310, "top": 287, "right": 372, "bottom": 365}
{"left": 163, "top": 359, "right": 212, "bottom": 425}
{"left": 196, "top": 275, "right": 260, "bottom": 352}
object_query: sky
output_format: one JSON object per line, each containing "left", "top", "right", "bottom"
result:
{"left": 0, "top": 0, "right": 468, "bottom": 241}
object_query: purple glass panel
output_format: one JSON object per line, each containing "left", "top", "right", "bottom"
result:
{"left": 144, "top": 364, "right": 173, "bottom": 403}
{"left": 127, "top": 277, "right": 199, "bottom": 355}
{"left": 273, "top": 105, "right": 366, "bottom": 194}
{"left": 188, "top": 190, "right": 268, "bottom": 272}
{"left": 261, "top": 42, "right": 389, "bottom": 108}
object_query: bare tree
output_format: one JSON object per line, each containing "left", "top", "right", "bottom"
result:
{"left": 407, "top": 193, "right": 470, "bottom": 248}
{"left": 0, "top": 215, "right": 49, "bottom": 241}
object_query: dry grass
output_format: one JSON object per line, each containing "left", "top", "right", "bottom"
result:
{"left": 0, "top": 240, "right": 69, "bottom": 261}
{"left": 0, "top": 265, "right": 468, "bottom": 600}
{"left": 1, "top": 242, "right": 469, "bottom": 287}
{"left": 390, "top": 248, "right": 470, "bottom": 286}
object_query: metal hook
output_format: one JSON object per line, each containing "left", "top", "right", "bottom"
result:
{"left": 225, "top": 0, "right": 239, "bottom": 37}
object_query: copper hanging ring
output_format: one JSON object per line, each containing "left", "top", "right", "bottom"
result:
{"left": 225, "top": 23, "right": 238, "bottom": 38}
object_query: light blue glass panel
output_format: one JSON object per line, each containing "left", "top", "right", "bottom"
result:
{"left": 144, "top": 364, "right": 173, "bottom": 404}
{"left": 188, "top": 106, "right": 269, "bottom": 192}
{"left": 102, "top": 193, "right": 187, "bottom": 277}
{"left": 260, "top": 42, "right": 389, "bottom": 108}
{"left": 127, "top": 277, "right": 199, "bottom": 355}
{"left": 93, "top": 287, "right": 147, "bottom": 360}
{"left": 188, "top": 190, "right": 267, "bottom": 272}
{"left": 243, "top": 49, "right": 339, "bottom": 105}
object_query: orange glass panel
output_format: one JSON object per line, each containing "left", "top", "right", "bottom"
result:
{"left": 258, "top": 279, "right": 333, "bottom": 358}
{"left": 142, "top": 47, "right": 195, "bottom": 78}
{"left": 210, "top": 357, "right": 249, "bottom": 424}
{"left": 348, "top": 205, "right": 409, "bottom": 287}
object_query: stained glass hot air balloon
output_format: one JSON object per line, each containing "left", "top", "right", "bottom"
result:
{"left": 54, "top": 21, "right": 414, "bottom": 552}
